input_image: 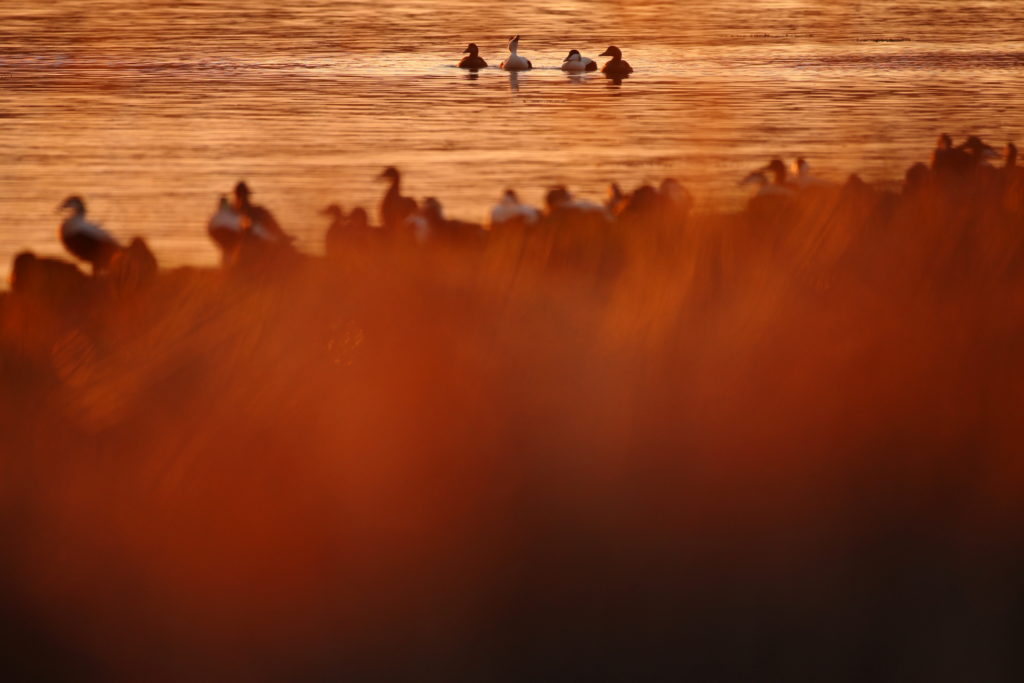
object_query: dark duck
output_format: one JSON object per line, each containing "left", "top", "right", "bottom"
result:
{"left": 378, "top": 166, "right": 418, "bottom": 232}
{"left": 598, "top": 46, "right": 633, "bottom": 77}
{"left": 232, "top": 181, "right": 293, "bottom": 244}
{"left": 459, "top": 43, "right": 487, "bottom": 69}
{"left": 58, "top": 196, "right": 123, "bottom": 273}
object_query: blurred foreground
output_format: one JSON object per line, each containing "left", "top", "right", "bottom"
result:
{"left": 2, "top": 155, "right": 1024, "bottom": 681}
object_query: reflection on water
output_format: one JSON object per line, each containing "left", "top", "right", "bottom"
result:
{"left": 0, "top": 0, "right": 1023, "bottom": 276}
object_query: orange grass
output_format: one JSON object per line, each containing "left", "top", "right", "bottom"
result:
{"left": 2, "top": 164, "right": 1024, "bottom": 680}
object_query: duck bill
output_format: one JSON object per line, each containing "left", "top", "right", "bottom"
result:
{"left": 599, "top": 49, "right": 613, "bottom": 57}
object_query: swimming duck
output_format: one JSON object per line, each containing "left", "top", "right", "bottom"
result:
{"left": 489, "top": 189, "right": 540, "bottom": 229}
{"left": 207, "top": 195, "right": 243, "bottom": 254}
{"left": 233, "top": 181, "right": 294, "bottom": 244}
{"left": 459, "top": 43, "right": 487, "bottom": 69}
{"left": 378, "top": 166, "right": 419, "bottom": 231}
{"left": 561, "top": 49, "right": 597, "bottom": 72}
{"left": 500, "top": 35, "right": 532, "bottom": 71}
{"left": 598, "top": 46, "right": 633, "bottom": 77}
{"left": 58, "top": 196, "right": 123, "bottom": 273}
{"left": 323, "top": 204, "right": 370, "bottom": 257}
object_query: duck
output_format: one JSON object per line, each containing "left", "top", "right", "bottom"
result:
{"left": 543, "top": 186, "right": 612, "bottom": 222}
{"left": 323, "top": 204, "right": 370, "bottom": 257}
{"left": 207, "top": 195, "right": 243, "bottom": 254}
{"left": 58, "top": 196, "right": 123, "bottom": 273}
{"left": 232, "top": 181, "right": 294, "bottom": 244}
{"left": 378, "top": 166, "right": 419, "bottom": 232}
{"left": 500, "top": 35, "right": 532, "bottom": 71}
{"left": 790, "top": 158, "right": 833, "bottom": 190}
{"left": 561, "top": 49, "right": 597, "bottom": 72}
{"left": 598, "top": 46, "right": 633, "bottom": 76}
{"left": 459, "top": 43, "right": 487, "bottom": 69}
{"left": 408, "top": 197, "right": 482, "bottom": 245}
{"left": 489, "top": 189, "right": 540, "bottom": 229}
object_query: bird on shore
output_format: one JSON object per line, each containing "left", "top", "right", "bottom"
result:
{"left": 58, "top": 196, "right": 123, "bottom": 273}
{"left": 500, "top": 35, "right": 532, "bottom": 71}
{"left": 233, "top": 181, "right": 293, "bottom": 244}
{"left": 207, "top": 195, "right": 243, "bottom": 254}
{"left": 598, "top": 46, "right": 633, "bottom": 76}
{"left": 323, "top": 204, "right": 371, "bottom": 257}
{"left": 378, "top": 166, "right": 419, "bottom": 232}
{"left": 561, "top": 49, "right": 597, "bottom": 72}
{"left": 488, "top": 189, "right": 540, "bottom": 229}
{"left": 459, "top": 43, "right": 487, "bottom": 69}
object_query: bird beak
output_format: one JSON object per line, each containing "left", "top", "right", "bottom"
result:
{"left": 463, "top": 46, "right": 472, "bottom": 53}
{"left": 599, "top": 48, "right": 612, "bottom": 57}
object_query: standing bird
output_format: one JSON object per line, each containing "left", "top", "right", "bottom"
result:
{"left": 233, "top": 181, "right": 293, "bottom": 244}
{"left": 500, "top": 35, "right": 532, "bottom": 71}
{"left": 58, "top": 196, "right": 122, "bottom": 273}
{"left": 459, "top": 43, "right": 487, "bottom": 69}
{"left": 207, "top": 195, "right": 243, "bottom": 255}
{"left": 378, "top": 166, "right": 419, "bottom": 232}
{"left": 561, "top": 49, "right": 597, "bottom": 72}
{"left": 598, "top": 46, "right": 633, "bottom": 76}
{"left": 488, "top": 189, "right": 540, "bottom": 229}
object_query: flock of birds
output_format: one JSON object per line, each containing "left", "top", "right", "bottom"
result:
{"left": 47, "top": 134, "right": 1020, "bottom": 280}
{"left": 459, "top": 35, "right": 633, "bottom": 76}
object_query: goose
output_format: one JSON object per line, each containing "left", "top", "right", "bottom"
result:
{"left": 232, "top": 181, "right": 294, "bottom": 244}
{"left": 500, "top": 35, "right": 532, "bottom": 71}
{"left": 58, "top": 196, "right": 123, "bottom": 273}
{"left": 458, "top": 43, "right": 487, "bottom": 69}
{"left": 561, "top": 49, "right": 597, "bottom": 72}
{"left": 207, "top": 195, "right": 243, "bottom": 253}
{"left": 598, "top": 46, "right": 633, "bottom": 76}
{"left": 488, "top": 189, "right": 540, "bottom": 229}
{"left": 378, "top": 166, "right": 418, "bottom": 231}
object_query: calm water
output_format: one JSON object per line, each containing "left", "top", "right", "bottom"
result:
{"left": 1, "top": 0, "right": 1023, "bottom": 276}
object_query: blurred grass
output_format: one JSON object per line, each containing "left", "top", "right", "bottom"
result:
{"left": 2, "top": 165, "right": 1024, "bottom": 681}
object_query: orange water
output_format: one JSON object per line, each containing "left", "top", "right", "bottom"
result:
{"left": 1, "top": 0, "right": 1023, "bottom": 276}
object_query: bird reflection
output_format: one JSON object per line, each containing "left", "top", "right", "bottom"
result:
{"left": 508, "top": 71, "right": 520, "bottom": 92}
{"left": 463, "top": 70, "right": 480, "bottom": 81}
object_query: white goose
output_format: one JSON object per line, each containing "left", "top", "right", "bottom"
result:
{"left": 58, "top": 196, "right": 122, "bottom": 272}
{"left": 500, "top": 35, "right": 532, "bottom": 71}
{"left": 561, "top": 49, "right": 597, "bottom": 73}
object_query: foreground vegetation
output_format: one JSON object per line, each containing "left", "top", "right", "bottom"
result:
{"left": 2, "top": 146, "right": 1023, "bottom": 680}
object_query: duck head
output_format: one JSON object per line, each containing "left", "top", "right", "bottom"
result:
{"left": 378, "top": 166, "right": 401, "bottom": 183}
{"left": 766, "top": 158, "right": 788, "bottom": 183}
{"left": 463, "top": 43, "right": 479, "bottom": 56}
{"left": 936, "top": 133, "right": 953, "bottom": 150}
{"left": 599, "top": 46, "right": 623, "bottom": 59}
{"left": 59, "top": 195, "right": 85, "bottom": 214}
{"left": 348, "top": 207, "right": 369, "bottom": 229}
{"left": 233, "top": 181, "right": 252, "bottom": 205}
{"left": 564, "top": 49, "right": 581, "bottom": 63}
{"left": 321, "top": 203, "right": 344, "bottom": 219}
{"left": 508, "top": 35, "right": 521, "bottom": 53}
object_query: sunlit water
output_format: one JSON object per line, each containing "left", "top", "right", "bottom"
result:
{"left": 1, "top": 0, "right": 1023, "bottom": 277}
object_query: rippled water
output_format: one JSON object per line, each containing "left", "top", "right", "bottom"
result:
{"left": 1, "top": 0, "right": 1023, "bottom": 276}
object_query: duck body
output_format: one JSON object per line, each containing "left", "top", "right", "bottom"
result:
{"left": 379, "top": 167, "right": 418, "bottom": 232}
{"left": 599, "top": 46, "right": 633, "bottom": 76}
{"left": 489, "top": 190, "right": 540, "bottom": 229}
{"left": 58, "top": 196, "right": 122, "bottom": 272}
{"left": 232, "top": 181, "right": 295, "bottom": 245}
{"left": 208, "top": 196, "right": 243, "bottom": 252}
{"left": 500, "top": 35, "right": 532, "bottom": 71}
{"left": 561, "top": 50, "right": 597, "bottom": 72}
{"left": 459, "top": 43, "right": 487, "bottom": 69}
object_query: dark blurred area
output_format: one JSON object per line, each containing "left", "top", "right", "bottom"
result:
{"left": 2, "top": 148, "right": 1024, "bottom": 681}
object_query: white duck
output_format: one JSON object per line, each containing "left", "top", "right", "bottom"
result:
{"left": 561, "top": 49, "right": 597, "bottom": 73}
{"left": 500, "top": 35, "right": 532, "bottom": 71}
{"left": 58, "top": 196, "right": 122, "bottom": 272}
{"left": 488, "top": 189, "right": 540, "bottom": 229}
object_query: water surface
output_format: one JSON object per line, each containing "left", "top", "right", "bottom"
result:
{"left": 2, "top": 0, "right": 1023, "bottom": 275}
